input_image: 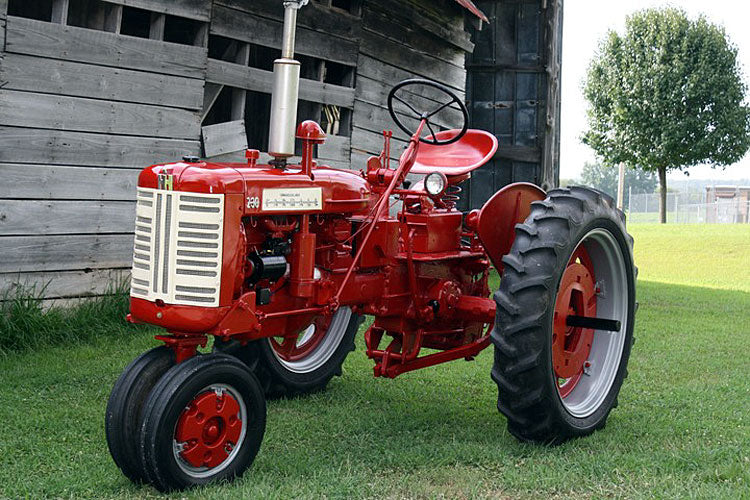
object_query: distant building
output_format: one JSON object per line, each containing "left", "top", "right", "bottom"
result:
{"left": 705, "top": 186, "right": 750, "bottom": 223}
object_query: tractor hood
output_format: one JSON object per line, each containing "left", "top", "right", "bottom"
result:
{"left": 139, "top": 160, "right": 374, "bottom": 215}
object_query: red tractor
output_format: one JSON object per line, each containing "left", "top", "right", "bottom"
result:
{"left": 106, "top": 1, "right": 636, "bottom": 492}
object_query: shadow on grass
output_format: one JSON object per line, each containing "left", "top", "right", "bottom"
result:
{"left": 0, "top": 280, "right": 748, "bottom": 498}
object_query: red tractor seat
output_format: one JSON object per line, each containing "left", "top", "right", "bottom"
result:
{"left": 411, "top": 129, "right": 498, "bottom": 176}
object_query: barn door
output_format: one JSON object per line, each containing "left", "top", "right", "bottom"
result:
{"left": 460, "top": 0, "right": 563, "bottom": 211}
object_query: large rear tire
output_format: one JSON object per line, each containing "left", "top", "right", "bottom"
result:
{"left": 215, "top": 307, "right": 361, "bottom": 398}
{"left": 491, "top": 186, "right": 636, "bottom": 444}
{"left": 105, "top": 346, "right": 174, "bottom": 483}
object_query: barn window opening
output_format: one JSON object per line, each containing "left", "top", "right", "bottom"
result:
{"left": 297, "top": 54, "right": 324, "bottom": 80}
{"left": 8, "top": 0, "right": 54, "bottom": 22}
{"left": 248, "top": 44, "right": 279, "bottom": 72}
{"left": 323, "top": 61, "right": 355, "bottom": 87}
{"left": 163, "top": 15, "right": 204, "bottom": 46}
{"left": 67, "top": 0, "right": 121, "bottom": 32}
{"left": 244, "top": 91, "right": 273, "bottom": 151}
{"left": 202, "top": 86, "right": 234, "bottom": 128}
{"left": 208, "top": 35, "right": 236, "bottom": 61}
{"left": 119, "top": 5, "right": 151, "bottom": 39}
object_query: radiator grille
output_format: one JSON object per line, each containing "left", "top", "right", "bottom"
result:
{"left": 131, "top": 188, "right": 224, "bottom": 307}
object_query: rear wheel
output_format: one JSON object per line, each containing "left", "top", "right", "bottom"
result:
{"left": 216, "top": 307, "right": 360, "bottom": 398}
{"left": 491, "top": 186, "right": 636, "bottom": 444}
{"left": 138, "top": 354, "right": 266, "bottom": 492}
{"left": 105, "top": 346, "right": 173, "bottom": 483}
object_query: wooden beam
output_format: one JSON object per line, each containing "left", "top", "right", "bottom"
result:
{"left": 0, "top": 200, "right": 136, "bottom": 236}
{"left": 149, "top": 12, "right": 165, "bottom": 40}
{"left": 0, "top": 127, "right": 199, "bottom": 168}
{"left": 51, "top": 0, "right": 69, "bottom": 25}
{"left": 104, "top": 0, "right": 211, "bottom": 22}
{"left": 216, "top": 0, "right": 361, "bottom": 42}
{"left": 104, "top": 4, "right": 123, "bottom": 33}
{"left": 206, "top": 60, "right": 355, "bottom": 109}
{"left": 359, "top": 28, "right": 466, "bottom": 91}
{"left": 6, "top": 16, "right": 208, "bottom": 79}
{"left": 210, "top": 4, "right": 357, "bottom": 67}
{"left": 0, "top": 163, "right": 139, "bottom": 200}
{"left": 1, "top": 269, "right": 131, "bottom": 299}
{"left": 0, "top": 90, "right": 201, "bottom": 140}
{"left": 231, "top": 43, "right": 250, "bottom": 121}
{"left": 0, "top": 234, "right": 134, "bottom": 273}
{"left": 202, "top": 120, "right": 248, "bottom": 157}
{"left": 0, "top": 53, "right": 204, "bottom": 110}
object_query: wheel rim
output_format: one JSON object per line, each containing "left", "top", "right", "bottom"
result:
{"left": 269, "top": 307, "right": 353, "bottom": 374}
{"left": 553, "top": 228, "right": 629, "bottom": 418}
{"left": 173, "top": 384, "right": 247, "bottom": 479}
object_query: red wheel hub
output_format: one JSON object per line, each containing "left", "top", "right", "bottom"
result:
{"left": 553, "top": 247, "right": 597, "bottom": 398}
{"left": 271, "top": 314, "right": 333, "bottom": 362}
{"left": 175, "top": 389, "right": 243, "bottom": 469}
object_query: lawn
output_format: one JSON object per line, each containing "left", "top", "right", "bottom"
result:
{"left": 1, "top": 224, "right": 748, "bottom": 499}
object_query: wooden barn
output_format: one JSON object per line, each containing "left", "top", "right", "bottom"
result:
{"left": 0, "top": 0, "right": 563, "bottom": 303}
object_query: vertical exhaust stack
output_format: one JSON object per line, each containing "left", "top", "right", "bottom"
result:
{"left": 268, "top": 0, "right": 308, "bottom": 163}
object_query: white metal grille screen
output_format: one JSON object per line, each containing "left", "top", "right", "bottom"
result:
{"left": 130, "top": 188, "right": 224, "bottom": 307}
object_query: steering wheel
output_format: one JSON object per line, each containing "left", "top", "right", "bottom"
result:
{"left": 387, "top": 79, "right": 469, "bottom": 146}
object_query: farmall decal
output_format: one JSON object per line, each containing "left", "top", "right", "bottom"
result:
{"left": 157, "top": 173, "right": 174, "bottom": 191}
{"left": 261, "top": 187, "right": 323, "bottom": 211}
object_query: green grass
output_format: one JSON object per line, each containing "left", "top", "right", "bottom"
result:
{"left": 1, "top": 224, "right": 749, "bottom": 499}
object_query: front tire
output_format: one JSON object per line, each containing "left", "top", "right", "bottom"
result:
{"left": 138, "top": 354, "right": 266, "bottom": 492}
{"left": 491, "top": 186, "right": 636, "bottom": 444}
{"left": 105, "top": 346, "right": 174, "bottom": 483}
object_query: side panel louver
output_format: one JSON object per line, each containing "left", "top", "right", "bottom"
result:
{"left": 130, "top": 188, "right": 224, "bottom": 307}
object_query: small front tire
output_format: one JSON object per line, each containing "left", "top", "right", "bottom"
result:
{"left": 105, "top": 346, "right": 174, "bottom": 483}
{"left": 138, "top": 354, "right": 266, "bottom": 492}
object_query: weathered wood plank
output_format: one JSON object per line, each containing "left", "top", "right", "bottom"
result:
{"left": 210, "top": 5, "right": 357, "bottom": 67}
{"left": 352, "top": 126, "right": 408, "bottom": 160}
{"left": 0, "top": 164, "right": 139, "bottom": 200}
{"left": 357, "top": 55, "right": 465, "bottom": 101}
{"left": 106, "top": 0, "right": 210, "bottom": 22}
{"left": 202, "top": 120, "right": 248, "bottom": 158}
{"left": 363, "top": 4, "right": 469, "bottom": 64}
{"left": 0, "top": 127, "right": 199, "bottom": 168}
{"left": 0, "top": 200, "right": 135, "bottom": 236}
{"left": 0, "top": 90, "right": 201, "bottom": 139}
{"left": 0, "top": 234, "right": 134, "bottom": 273}
{"left": 359, "top": 28, "right": 465, "bottom": 91}
{"left": 5, "top": 16, "right": 207, "bottom": 78}
{"left": 217, "top": 0, "right": 361, "bottom": 42}
{"left": 367, "top": 0, "right": 472, "bottom": 52}
{"left": 206, "top": 59, "right": 355, "bottom": 109}
{"left": 0, "top": 268, "right": 130, "bottom": 299}
{"left": 353, "top": 99, "right": 463, "bottom": 141}
{"left": 317, "top": 135, "right": 350, "bottom": 162}
{"left": 0, "top": 53, "right": 203, "bottom": 110}
{"left": 356, "top": 75, "right": 465, "bottom": 126}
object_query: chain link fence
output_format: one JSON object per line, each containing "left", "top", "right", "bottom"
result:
{"left": 628, "top": 192, "right": 750, "bottom": 223}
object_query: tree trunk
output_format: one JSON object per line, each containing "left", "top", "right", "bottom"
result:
{"left": 658, "top": 166, "right": 668, "bottom": 224}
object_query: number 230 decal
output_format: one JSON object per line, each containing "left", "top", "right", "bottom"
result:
{"left": 246, "top": 196, "right": 260, "bottom": 209}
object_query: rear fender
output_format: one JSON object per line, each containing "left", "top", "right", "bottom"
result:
{"left": 476, "top": 182, "right": 546, "bottom": 272}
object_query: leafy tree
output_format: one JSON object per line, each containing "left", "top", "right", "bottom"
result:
{"left": 580, "top": 162, "right": 658, "bottom": 206}
{"left": 583, "top": 8, "right": 750, "bottom": 222}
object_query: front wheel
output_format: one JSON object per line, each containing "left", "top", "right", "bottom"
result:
{"left": 138, "top": 354, "right": 266, "bottom": 492}
{"left": 491, "top": 186, "right": 636, "bottom": 444}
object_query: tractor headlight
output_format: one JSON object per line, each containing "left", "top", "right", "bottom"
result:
{"left": 424, "top": 172, "right": 448, "bottom": 196}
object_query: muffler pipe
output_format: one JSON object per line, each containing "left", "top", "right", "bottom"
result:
{"left": 268, "top": 0, "right": 308, "bottom": 161}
